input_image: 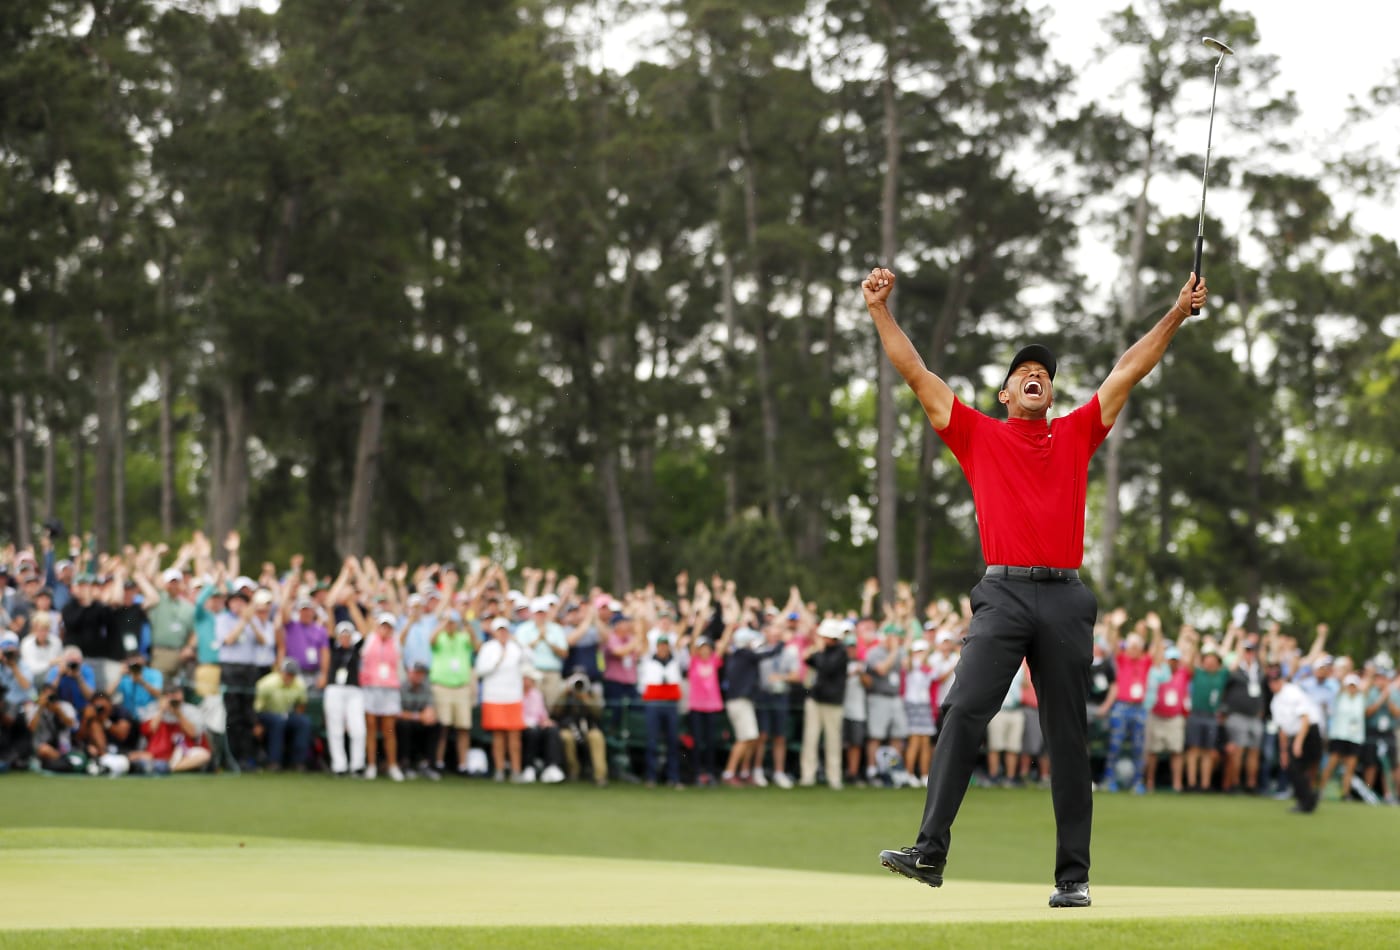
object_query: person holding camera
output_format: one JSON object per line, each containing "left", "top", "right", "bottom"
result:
{"left": 77, "top": 691, "right": 138, "bottom": 773}
{"left": 113, "top": 651, "right": 165, "bottom": 721}
{"left": 555, "top": 671, "right": 608, "bottom": 785}
{"left": 45, "top": 646, "right": 96, "bottom": 716}
{"left": 130, "top": 684, "right": 211, "bottom": 774}
{"left": 29, "top": 683, "right": 79, "bottom": 772}
{"left": 1, "top": 632, "right": 35, "bottom": 767}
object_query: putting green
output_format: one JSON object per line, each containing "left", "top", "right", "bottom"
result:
{"left": 3, "top": 829, "right": 1396, "bottom": 930}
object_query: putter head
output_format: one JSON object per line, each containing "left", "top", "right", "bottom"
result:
{"left": 1202, "top": 36, "right": 1235, "bottom": 56}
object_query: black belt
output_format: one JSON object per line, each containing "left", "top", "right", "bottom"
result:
{"left": 985, "top": 565, "right": 1079, "bottom": 582}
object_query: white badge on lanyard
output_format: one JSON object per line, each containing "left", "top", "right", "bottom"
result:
{"left": 335, "top": 668, "right": 348, "bottom": 685}
{"left": 1129, "top": 682, "right": 1143, "bottom": 701}
{"left": 450, "top": 658, "right": 461, "bottom": 672}
{"left": 378, "top": 663, "right": 390, "bottom": 681}
{"left": 306, "top": 647, "right": 318, "bottom": 665}
{"left": 1164, "top": 690, "right": 1178, "bottom": 707}
{"left": 123, "top": 634, "right": 139, "bottom": 653}
{"left": 1247, "top": 682, "right": 1261, "bottom": 698}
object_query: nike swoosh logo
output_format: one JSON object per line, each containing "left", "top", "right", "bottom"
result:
{"left": 915, "top": 860, "right": 940, "bottom": 869}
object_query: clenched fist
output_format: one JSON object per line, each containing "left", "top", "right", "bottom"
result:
{"left": 862, "top": 267, "right": 895, "bottom": 306}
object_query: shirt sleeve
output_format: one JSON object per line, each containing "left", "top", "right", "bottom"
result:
{"left": 933, "top": 395, "right": 981, "bottom": 472}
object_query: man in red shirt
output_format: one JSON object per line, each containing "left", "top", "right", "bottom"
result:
{"left": 872, "top": 265, "right": 1209, "bottom": 909}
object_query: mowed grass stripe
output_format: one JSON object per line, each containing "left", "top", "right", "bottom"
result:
{"left": 2, "top": 833, "right": 1398, "bottom": 930}
{"left": 3, "top": 773, "right": 1399, "bottom": 891}
{"left": 4, "top": 917, "right": 1400, "bottom": 949}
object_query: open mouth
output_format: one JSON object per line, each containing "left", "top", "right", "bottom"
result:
{"left": 1024, "top": 380, "right": 1044, "bottom": 397}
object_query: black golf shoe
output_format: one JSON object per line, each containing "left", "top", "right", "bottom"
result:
{"left": 878, "top": 847, "right": 944, "bottom": 888}
{"left": 1048, "top": 881, "right": 1091, "bottom": 908}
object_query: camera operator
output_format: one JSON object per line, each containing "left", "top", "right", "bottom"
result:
{"left": 555, "top": 671, "right": 608, "bottom": 786}
{"left": 45, "top": 646, "right": 96, "bottom": 717}
{"left": 29, "top": 683, "right": 78, "bottom": 772}
{"left": 1, "top": 632, "right": 35, "bottom": 767}
{"left": 131, "top": 684, "right": 210, "bottom": 774}
{"left": 114, "top": 651, "right": 165, "bottom": 721}
{"left": 77, "top": 691, "right": 138, "bottom": 773}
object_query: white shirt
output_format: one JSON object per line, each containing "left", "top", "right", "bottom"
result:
{"left": 20, "top": 633, "right": 63, "bottom": 680}
{"left": 928, "top": 651, "right": 959, "bottom": 701}
{"left": 639, "top": 653, "right": 684, "bottom": 689}
{"left": 476, "top": 637, "right": 524, "bottom": 704}
{"left": 1271, "top": 682, "right": 1322, "bottom": 737}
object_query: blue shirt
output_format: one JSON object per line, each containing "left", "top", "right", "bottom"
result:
{"left": 46, "top": 664, "right": 97, "bottom": 715}
{"left": 515, "top": 620, "right": 567, "bottom": 674}
{"left": 401, "top": 615, "right": 437, "bottom": 674}
{"left": 0, "top": 663, "right": 31, "bottom": 707}
{"left": 114, "top": 668, "right": 165, "bottom": 718}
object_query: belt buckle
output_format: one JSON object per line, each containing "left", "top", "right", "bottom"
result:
{"left": 1030, "top": 567, "right": 1051, "bottom": 582}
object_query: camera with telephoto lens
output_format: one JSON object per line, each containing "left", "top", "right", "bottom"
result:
{"left": 2, "top": 648, "right": 17, "bottom": 662}
{"left": 66, "top": 660, "right": 79, "bottom": 673}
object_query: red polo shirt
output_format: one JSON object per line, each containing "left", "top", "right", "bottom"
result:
{"left": 935, "top": 394, "right": 1111, "bottom": 569}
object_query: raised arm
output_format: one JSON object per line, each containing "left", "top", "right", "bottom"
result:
{"left": 863, "top": 268, "right": 955, "bottom": 430}
{"left": 1097, "top": 273, "right": 1208, "bottom": 428}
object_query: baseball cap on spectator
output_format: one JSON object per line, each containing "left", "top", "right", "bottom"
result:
{"left": 410, "top": 661, "right": 430, "bottom": 674}
{"left": 407, "top": 593, "right": 423, "bottom": 607}
{"left": 817, "top": 619, "right": 845, "bottom": 640}
{"left": 786, "top": 611, "right": 801, "bottom": 621}
{"left": 279, "top": 658, "right": 299, "bottom": 674}
{"left": 530, "top": 597, "right": 550, "bottom": 614}
{"left": 507, "top": 590, "right": 526, "bottom": 605}
{"left": 1316, "top": 655, "right": 1334, "bottom": 668}
{"left": 55, "top": 559, "right": 73, "bottom": 572}
{"left": 911, "top": 639, "right": 929, "bottom": 653}
{"left": 252, "top": 589, "right": 274, "bottom": 607}
{"left": 1165, "top": 646, "right": 1182, "bottom": 661}
{"left": 543, "top": 593, "right": 560, "bottom": 606}
{"left": 0, "top": 632, "right": 19, "bottom": 650}
{"left": 123, "top": 580, "right": 138, "bottom": 591}
{"left": 295, "top": 599, "right": 316, "bottom": 613}
{"left": 334, "top": 621, "right": 357, "bottom": 638}
{"left": 489, "top": 617, "right": 511, "bottom": 632}
{"left": 1241, "top": 638, "right": 1258, "bottom": 652}
{"left": 161, "top": 568, "right": 184, "bottom": 585}
{"left": 233, "top": 576, "right": 255, "bottom": 591}
{"left": 1343, "top": 674, "right": 1362, "bottom": 687}
{"left": 935, "top": 631, "right": 957, "bottom": 646}
{"left": 376, "top": 612, "right": 398, "bottom": 628}
{"left": 424, "top": 587, "right": 443, "bottom": 602}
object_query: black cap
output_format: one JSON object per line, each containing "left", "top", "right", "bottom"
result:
{"left": 1003, "top": 344, "right": 1057, "bottom": 389}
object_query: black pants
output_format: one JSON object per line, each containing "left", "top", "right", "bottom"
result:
{"left": 396, "top": 720, "right": 439, "bottom": 766}
{"left": 523, "top": 725, "right": 563, "bottom": 771}
{"left": 1288, "top": 725, "right": 1322, "bottom": 812}
{"left": 221, "top": 663, "right": 259, "bottom": 765}
{"left": 915, "top": 574, "right": 1096, "bottom": 883}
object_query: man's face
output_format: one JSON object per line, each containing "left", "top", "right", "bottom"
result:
{"left": 999, "top": 361, "right": 1054, "bottom": 418}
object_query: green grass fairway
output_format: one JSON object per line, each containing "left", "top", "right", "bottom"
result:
{"left": 2, "top": 773, "right": 1398, "bottom": 945}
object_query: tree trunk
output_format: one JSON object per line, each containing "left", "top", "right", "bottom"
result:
{"left": 159, "top": 356, "right": 176, "bottom": 537}
{"left": 598, "top": 441, "right": 632, "bottom": 593}
{"left": 737, "top": 113, "right": 781, "bottom": 524}
{"left": 42, "top": 317, "right": 58, "bottom": 520}
{"left": 12, "top": 396, "right": 32, "bottom": 547}
{"left": 1098, "top": 131, "right": 1156, "bottom": 597}
{"left": 708, "top": 80, "right": 740, "bottom": 523}
{"left": 875, "top": 49, "right": 901, "bottom": 604}
{"left": 71, "top": 426, "right": 84, "bottom": 539}
{"left": 339, "top": 383, "right": 386, "bottom": 557}
{"left": 114, "top": 378, "right": 128, "bottom": 548}
{"left": 213, "top": 380, "right": 249, "bottom": 541}
{"left": 93, "top": 334, "right": 118, "bottom": 554}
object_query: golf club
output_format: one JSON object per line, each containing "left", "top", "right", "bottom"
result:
{"left": 1192, "top": 36, "right": 1234, "bottom": 315}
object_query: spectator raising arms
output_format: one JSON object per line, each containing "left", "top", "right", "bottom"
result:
{"left": 357, "top": 608, "right": 406, "bottom": 782}
{"left": 324, "top": 620, "right": 367, "bottom": 777}
{"left": 800, "top": 620, "right": 849, "bottom": 790}
{"left": 477, "top": 616, "right": 526, "bottom": 782}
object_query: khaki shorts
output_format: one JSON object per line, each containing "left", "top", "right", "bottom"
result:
{"left": 1146, "top": 714, "right": 1187, "bottom": 755}
{"left": 987, "top": 708, "right": 1024, "bottom": 753}
{"left": 726, "top": 698, "right": 759, "bottom": 743}
{"left": 432, "top": 684, "right": 473, "bottom": 729}
{"left": 194, "top": 664, "right": 222, "bottom": 699}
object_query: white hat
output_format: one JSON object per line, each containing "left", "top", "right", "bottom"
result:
{"left": 233, "top": 575, "right": 255, "bottom": 591}
{"left": 507, "top": 590, "right": 527, "bottom": 604}
{"left": 407, "top": 593, "right": 424, "bottom": 606}
{"left": 161, "top": 568, "right": 184, "bottom": 585}
{"left": 543, "top": 593, "right": 560, "bottom": 606}
{"left": 1343, "top": 673, "right": 1363, "bottom": 688}
{"left": 935, "top": 631, "right": 957, "bottom": 646}
{"left": 489, "top": 617, "right": 511, "bottom": 632}
{"left": 817, "top": 619, "right": 845, "bottom": 640}
{"left": 911, "top": 639, "right": 930, "bottom": 652}
{"left": 334, "top": 621, "right": 357, "bottom": 637}
{"left": 530, "top": 597, "right": 551, "bottom": 614}
{"left": 923, "top": 620, "right": 939, "bottom": 631}
{"left": 376, "top": 612, "right": 398, "bottom": 627}
{"left": 252, "top": 589, "right": 275, "bottom": 607}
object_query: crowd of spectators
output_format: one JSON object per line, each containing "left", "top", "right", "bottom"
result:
{"left": 1, "top": 531, "right": 1398, "bottom": 810}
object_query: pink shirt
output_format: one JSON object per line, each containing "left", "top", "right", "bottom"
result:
{"left": 360, "top": 633, "right": 401, "bottom": 689}
{"left": 1116, "top": 653, "right": 1153, "bottom": 705}
{"left": 603, "top": 631, "right": 637, "bottom": 685}
{"left": 522, "top": 686, "right": 550, "bottom": 727}
{"left": 687, "top": 654, "right": 725, "bottom": 713}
